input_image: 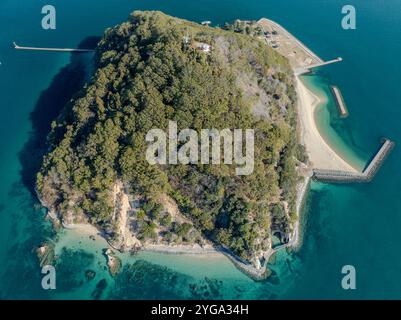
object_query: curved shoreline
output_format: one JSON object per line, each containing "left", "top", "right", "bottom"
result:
{"left": 58, "top": 220, "right": 269, "bottom": 281}
{"left": 45, "top": 15, "right": 362, "bottom": 283}
{"left": 50, "top": 74, "right": 352, "bottom": 282}
{"left": 308, "top": 79, "right": 364, "bottom": 171}
{"left": 284, "top": 74, "right": 361, "bottom": 254}
{"left": 296, "top": 76, "right": 359, "bottom": 173}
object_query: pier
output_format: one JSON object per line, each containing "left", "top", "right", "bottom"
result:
{"left": 13, "top": 42, "right": 94, "bottom": 52}
{"left": 308, "top": 57, "right": 343, "bottom": 70}
{"left": 313, "top": 139, "right": 394, "bottom": 183}
{"left": 331, "top": 85, "right": 349, "bottom": 117}
{"left": 296, "top": 57, "right": 343, "bottom": 75}
{"left": 257, "top": 18, "right": 344, "bottom": 76}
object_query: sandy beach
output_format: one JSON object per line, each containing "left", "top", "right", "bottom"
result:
{"left": 296, "top": 77, "right": 358, "bottom": 173}
{"left": 57, "top": 220, "right": 269, "bottom": 280}
{"left": 283, "top": 77, "right": 359, "bottom": 252}
{"left": 54, "top": 70, "right": 357, "bottom": 281}
{"left": 52, "top": 17, "right": 361, "bottom": 281}
{"left": 258, "top": 17, "right": 359, "bottom": 173}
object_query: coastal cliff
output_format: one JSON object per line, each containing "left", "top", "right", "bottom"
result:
{"left": 36, "top": 11, "right": 308, "bottom": 275}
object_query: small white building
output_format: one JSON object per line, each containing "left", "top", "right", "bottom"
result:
{"left": 182, "top": 35, "right": 190, "bottom": 45}
{"left": 194, "top": 42, "right": 212, "bottom": 53}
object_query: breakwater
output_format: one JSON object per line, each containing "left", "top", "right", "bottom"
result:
{"left": 313, "top": 139, "right": 394, "bottom": 182}
{"left": 331, "top": 85, "right": 348, "bottom": 117}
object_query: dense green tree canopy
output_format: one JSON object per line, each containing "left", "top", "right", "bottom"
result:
{"left": 37, "top": 11, "right": 306, "bottom": 261}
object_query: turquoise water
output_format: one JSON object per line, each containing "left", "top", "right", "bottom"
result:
{"left": 301, "top": 75, "right": 367, "bottom": 171}
{"left": 0, "top": 0, "right": 400, "bottom": 299}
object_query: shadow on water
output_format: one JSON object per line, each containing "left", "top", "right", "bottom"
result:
{"left": 77, "top": 36, "right": 101, "bottom": 50}
{"left": 18, "top": 36, "right": 100, "bottom": 196}
{"left": 0, "top": 181, "right": 53, "bottom": 299}
{"left": 0, "top": 37, "right": 100, "bottom": 299}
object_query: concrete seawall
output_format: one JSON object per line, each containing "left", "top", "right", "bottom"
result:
{"left": 313, "top": 139, "right": 394, "bottom": 183}
{"left": 257, "top": 18, "right": 323, "bottom": 65}
{"left": 331, "top": 85, "right": 349, "bottom": 117}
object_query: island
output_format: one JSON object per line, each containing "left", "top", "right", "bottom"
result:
{"left": 35, "top": 11, "right": 392, "bottom": 280}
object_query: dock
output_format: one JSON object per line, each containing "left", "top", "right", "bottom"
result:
{"left": 296, "top": 57, "right": 343, "bottom": 75}
{"left": 13, "top": 42, "right": 94, "bottom": 52}
{"left": 308, "top": 57, "right": 343, "bottom": 70}
{"left": 313, "top": 139, "right": 394, "bottom": 183}
{"left": 201, "top": 21, "right": 212, "bottom": 26}
{"left": 331, "top": 85, "right": 349, "bottom": 117}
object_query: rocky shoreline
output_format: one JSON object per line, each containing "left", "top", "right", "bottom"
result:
{"left": 45, "top": 212, "right": 271, "bottom": 281}
{"left": 39, "top": 168, "right": 311, "bottom": 282}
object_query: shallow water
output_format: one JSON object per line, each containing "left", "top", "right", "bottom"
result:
{"left": 0, "top": 0, "right": 400, "bottom": 299}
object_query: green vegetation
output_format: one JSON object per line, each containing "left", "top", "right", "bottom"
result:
{"left": 222, "top": 20, "right": 264, "bottom": 37}
{"left": 37, "top": 11, "right": 305, "bottom": 263}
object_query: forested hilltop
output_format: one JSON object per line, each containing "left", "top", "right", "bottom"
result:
{"left": 37, "top": 11, "right": 307, "bottom": 267}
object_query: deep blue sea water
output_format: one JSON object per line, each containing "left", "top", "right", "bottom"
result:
{"left": 0, "top": 0, "right": 400, "bottom": 299}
